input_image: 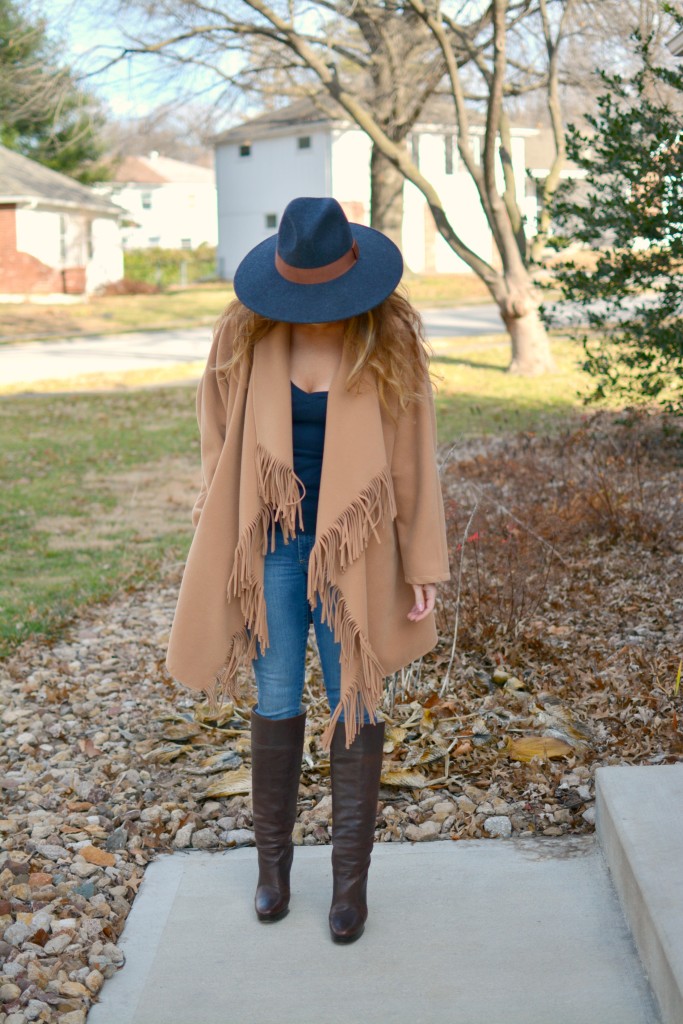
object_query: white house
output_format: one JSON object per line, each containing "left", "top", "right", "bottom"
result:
{"left": 97, "top": 153, "right": 218, "bottom": 250}
{"left": 0, "top": 145, "right": 123, "bottom": 298}
{"left": 212, "top": 97, "right": 540, "bottom": 278}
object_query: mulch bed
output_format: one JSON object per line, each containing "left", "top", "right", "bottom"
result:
{"left": 0, "top": 406, "right": 681, "bottom": 1023}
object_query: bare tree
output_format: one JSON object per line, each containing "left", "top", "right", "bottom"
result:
{"left": 103, "top": 101, "right": 220, "bottom": 164}
{"left": 98, "top": 0, "right": 593, "bottom": 371}
{"left": 107, "top": 0, "right": 455, "bottom": 248}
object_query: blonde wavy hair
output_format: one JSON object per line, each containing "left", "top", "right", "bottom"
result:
{"left": 214, "top": 285, "right": 440, "bottom": 421}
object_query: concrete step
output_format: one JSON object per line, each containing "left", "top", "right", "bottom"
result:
{"left": 595, "top": 764, "right": 683, "bottom": 1024}
{"left": 87, "top": 833, "right": 661, "bottom": 1024}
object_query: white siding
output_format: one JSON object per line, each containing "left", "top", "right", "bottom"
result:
{"left": 86, "top": 217, "right": 124, "bottom": 292}
{"left": 108, "top": 182, "right": 218, "bottom": 249}
{"left": 329, "top": 129, "right": 371, "bottom": 220}
{"left": 402, "top": 181, "right": 428, "bottom": 273}
{"left": 16, "top": 208, "right": 62, "bottom": 266}
{"left": 215, "top": 130, "right": 330, "bottom": 279}
{"left": 406, "top": 132, "right": 492, "bottom": 273}
{"left": 15, "top": 206, "right": 122, "bottom": 293}
{"left": 15, "top": 208, "right": 101, "bottom": 269}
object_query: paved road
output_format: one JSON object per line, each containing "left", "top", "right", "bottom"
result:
{"left": 0, "top": 297, "right": 611, "bottom": 389}
{"left": 0, "top": 306, "right": 508, "bottom": 389}
{"left": 0, "top": 327, "right": 212, "bottom": 388}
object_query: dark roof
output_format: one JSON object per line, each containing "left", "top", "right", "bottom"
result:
{"left": 0, "top": 146, "right": 121, "bottom": 216}
{"left": 211, "top": 98, "right": 344, "bottom": 145}
{"left": 212, "top": 94, "right": 538, "bottom": 146}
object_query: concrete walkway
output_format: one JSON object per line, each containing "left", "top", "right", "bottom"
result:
{"left": 0, "top": 306, "right": 506, "bottom": 389}
{"left": 85, "top": 764, "right": 683, "bottom": 1024}
{"left": 88, "top": 836, "right": 658, "bottom": 1024}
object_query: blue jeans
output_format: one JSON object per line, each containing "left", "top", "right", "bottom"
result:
{"left": 249, "top": 526, "right": 372, "bottom": 724}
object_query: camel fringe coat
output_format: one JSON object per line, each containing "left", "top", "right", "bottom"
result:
{"left": 165, "top": 315, "right": 451, "bottom": 751}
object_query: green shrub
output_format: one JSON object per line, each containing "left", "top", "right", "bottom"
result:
{"left": 539, "top": 13, "right": 683, "bottom": 416}
{"left": 124, "top": 244, "right": 217, "bottom": 288}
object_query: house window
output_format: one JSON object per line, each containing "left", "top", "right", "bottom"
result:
{"left": 239, "top": 143, "right": 252, "bottom": 157}
{"left": 141, "top": 192, "right": 152, "bottom": 209}
{"left": 187, "top": 193, "right": 196, "bottom": 208}
{"left": 444, "top": 133, "right": 454, "bottom": 175}
{"left": 297, "top": 136, "right": 312, "bottom": 150}
{"left": 411, "top": 133, "right": 420, "bottom": 168}
{"left": 148, "top": 236, "right": 160, "bottom": 246}
{"left": 470, "top": 135, "right": 481, "bottom": 166}
{"left": 181, "top": 238, "right": 192, "bottom": 250}
{"left": 86, "top": 221, "right": 94, "bottom": 260}
{"left": 265, "top": 213, "right": 278, "bottom": 229}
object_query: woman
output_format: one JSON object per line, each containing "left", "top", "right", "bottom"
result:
{"left": 165, "top": 196, "right": 451, "bottom": 944}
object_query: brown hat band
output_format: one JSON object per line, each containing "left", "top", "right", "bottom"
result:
{"left": 275, "top": 239, "right": 359, "bottom": 285}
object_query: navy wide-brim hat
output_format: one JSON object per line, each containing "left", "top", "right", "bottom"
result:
{"left": 233, "top": 196, "right": 404, "bottom": 323}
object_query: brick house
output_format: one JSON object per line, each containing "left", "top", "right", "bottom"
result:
{"left": 0, "top": 146, "right": 124, "bottom": 297}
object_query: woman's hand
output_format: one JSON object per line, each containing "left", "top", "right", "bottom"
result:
{"left": 407, "top": 583, "right": 437, "bottom": 622}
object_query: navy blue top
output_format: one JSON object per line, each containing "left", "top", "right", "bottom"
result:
{"left": 284, "top": 379, "right": 328, "bottom": 535}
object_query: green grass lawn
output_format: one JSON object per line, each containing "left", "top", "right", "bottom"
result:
{"left": 0, "top": 283, "right": 234, "bottom": 343}
{"left": 430, "top": 332, "right": 599, "bottom": 440}
{"left": 0, "top": 387, "right": 200, "bottom": 655}
{"left": 0, "top": 329, "right": 629, "bottom": 658}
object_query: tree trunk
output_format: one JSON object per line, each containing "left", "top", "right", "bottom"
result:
{"left": 493, "top": 276, "right": 557, "bottom": 376}
{"left": 370, "top": 144, "right": 405, "bottom": 250}
{"left": 500, "top": 299, "right": 556, "bottom": 375}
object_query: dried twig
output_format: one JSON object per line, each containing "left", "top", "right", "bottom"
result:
{"left": 459, "top": 478, "right": 572, "bottom": 567}
{"left": 440, "top": 501, "right": 479, "bottom": 697}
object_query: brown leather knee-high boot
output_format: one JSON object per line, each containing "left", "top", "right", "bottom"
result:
{"left": 328, "top": 718, "right": 385, "bottom": 943}
{"left": 250, "top": 707, "right": 307, "bottom": 922}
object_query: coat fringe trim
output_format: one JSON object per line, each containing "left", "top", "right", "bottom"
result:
{"left": 225, "top": 443, "right": 306, "bottom": 660}
{"left": 318, "top": 584, "right": 385, "bottom": 752}
{"left": 307, "top": 463, "right": 396, "bottom": 600}
{"left": 306, "top": 464, "right": 397, "bottom": 752}
{"left": 225, "top": 507, "right": 270, "bottom": 657}
{"left": 200, "top": 625, "right": 257, "bottom": 715}
{"left": 255, "top": 441, "right": 305, "bottom": 546}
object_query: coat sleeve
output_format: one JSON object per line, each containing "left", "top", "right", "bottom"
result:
{"left": 191, "top": 321, "right": 232, "bottom": 530}
{"left": 390, "top": 367, "right": 451, "bottom": 585}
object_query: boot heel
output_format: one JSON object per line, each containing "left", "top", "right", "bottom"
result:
{"left": 331, "top": 922, "right": 365, "bottom": 943}
{"left": 255, "top": 842, "right": 294, "bottom": 920}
